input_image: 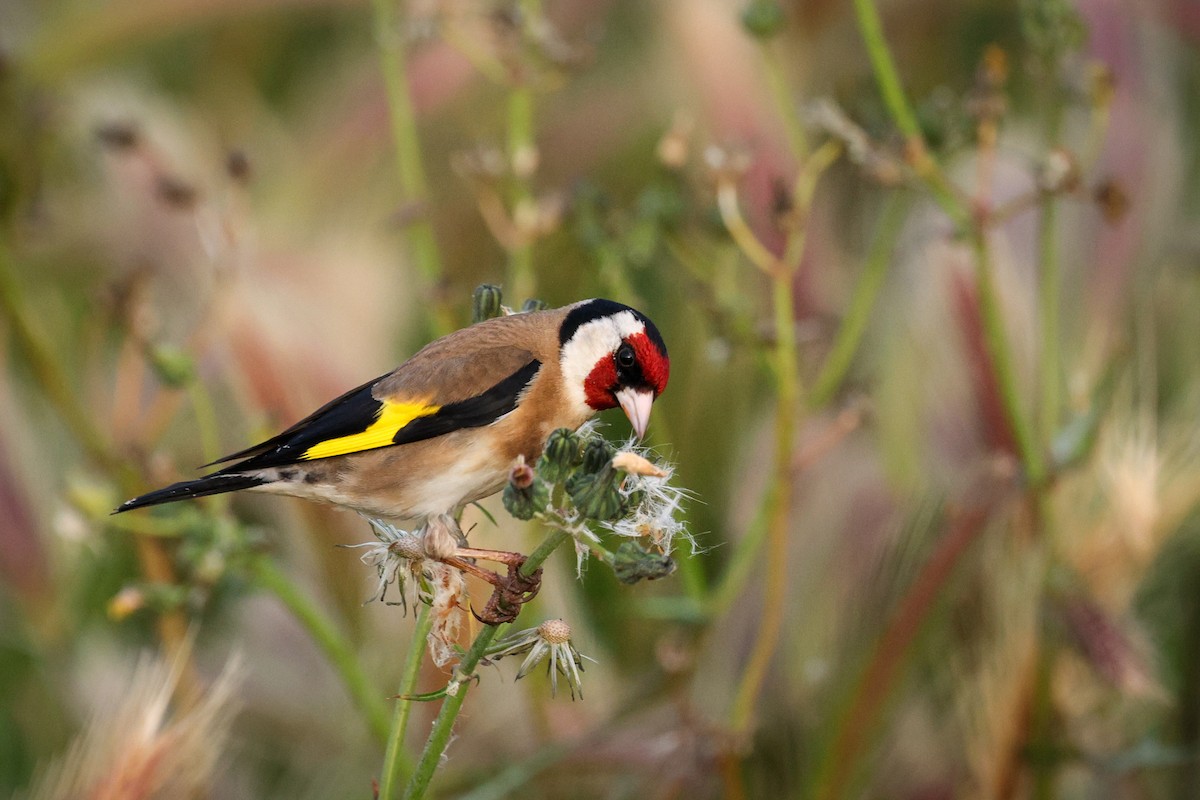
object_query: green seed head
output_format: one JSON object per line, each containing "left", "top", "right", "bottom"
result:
{"left": 580, "top": 438, "right": 616, "bottom": 475}
{"left": 539, "top": 428, "right": 582, "bottom": 483}
{"left": 610, "top": 541, "right": 677, "bottom": 585}
{"left": 566, "top": 470, "right": 623, "bottom": 521}
{"left": 473, "top": 284, "right": 504, "bottom": 323}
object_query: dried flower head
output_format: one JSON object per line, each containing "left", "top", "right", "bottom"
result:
{"left": 488, "top": 618, "right": 596, "bottom": 699}
{"left": 347, "top": 517, "right": 469, "bottom": 667}
{"left": 603, "top": 442, "right": 694, "bottom": 557}
{"left": 344, "top": 517, "right": 425, "bottom": 609}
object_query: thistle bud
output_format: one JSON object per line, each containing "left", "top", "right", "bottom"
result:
{"left": 503, "top": 457, "right": 548, "bottom": 520}
{"left": 538, "top": 428, "right": 582, "bottom": 483}
{"left": 521, "top": 298, "right": 549, "bottom": 313}
{"left": 610, "top": 541, "right": 677, "bottom": 585}
{"left": 580, "top": 438, "right": 616, "bottom": 475}
{"left": 566, "top": 469, "right": 623, "bottom": 521}
{"left": 473, "top": 284, "right": 504, "bottom": 323}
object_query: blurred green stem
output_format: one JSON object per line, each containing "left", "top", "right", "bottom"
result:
{"left": 851, "top": 0, "right": 967, "bottom": 229}
{"left": 1030, "top": 606, "right": 1057, "bottom": 799}
{"left": 0, "top": 247, "right": 128, "bottom": 479}
{"left": 249, "top": 557, "right": 391, "bottom": 745}
{"left": 760, "top": 42, "right": 809, "bottom": 158}
{"left": 852, "top": 0, "right": 1043, "bottom": 484}
{"left": 729, "top": 269, "right": 798, "bottom": 736}
{"left": 0, "top": 239, "right": 199, "bottom": 702}
{"left": 187, "top": 381, "right": 223, "bottom": 471}
{"left": 1038, "top": 198, "right": 1061, "bottom": 440}
{"left": 810, "top": 192, "right": 909, "bottom": 407}
{"left": 717, "top": 141, "right": 838, "bottom": 738}
{"left": 371, "top": 0, "right": 453, "bottom": 334}
{"left": 708, "top": 486, "right": 772, "bottom": 616}
{"left": 403, "top": 528, "right": 571, "bottom": 800}
{"left": 1037, "top": 99, "right": 1066, "bottom": 442}
{"left": 972, "top": 233, "right": 1045, "bottom": 483}
{"left": 379, "top": 602, "right": 435, "bottom": 799}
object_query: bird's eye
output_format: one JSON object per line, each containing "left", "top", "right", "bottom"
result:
{"left": 616, "top": 343, "right": 636, "bottom": 369}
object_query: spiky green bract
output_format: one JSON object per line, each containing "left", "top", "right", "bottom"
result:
{"left": 503, "top": 477, "right": 550, "bottom": 520}
{"left": 538, "top": 427, "right": 583, "bottom": 483}
{"left": 472, "top": 284, "right": 504, "bottom": 323}
{"left": 610, "top": 541, "right": 677, "bottom": 585}
{"left": 566, "top": 465, "right": 623, "bottom": 522}
{"left": 580, "top": 438, "right": 616, "bottom": 474}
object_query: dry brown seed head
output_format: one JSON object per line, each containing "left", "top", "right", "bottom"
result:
{"left": 537, "top": 618, "right": 571, "bottom": 645}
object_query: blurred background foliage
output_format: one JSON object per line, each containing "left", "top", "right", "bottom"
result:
{"left": 3, "top": 0, "right": 1200, "bottom": 797}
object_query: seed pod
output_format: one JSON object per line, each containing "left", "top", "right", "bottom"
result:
{"left": 580, "top": 438, "right": 616, "bottom": 475}
{"left": 521, "top": 298, "right": 549, "bottom": 313}
{"left": 473, "top": 284, "right": 504, "bottom": 323}
{"left": 610, "top": 541, "right": 677, "bottom": 585}
{"left": 538, "top": 428, "right": 582, "bottom": 483}
{"left": 566, "top": 468, "right": 623, "bottom": 521}
{"left": 503, "top": 478, "right": 549, "bottom": 520}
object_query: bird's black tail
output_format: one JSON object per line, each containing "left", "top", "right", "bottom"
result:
{"left": 114, "top": 473, "right": 268, "bottom": 514}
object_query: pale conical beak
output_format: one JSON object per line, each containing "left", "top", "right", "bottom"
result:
{"left": 615, "top": 387, "right": 655, "bottom": 440}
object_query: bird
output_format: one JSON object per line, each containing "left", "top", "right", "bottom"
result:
{"left": 115, "top": 297, "right": 669, "bottom": 533}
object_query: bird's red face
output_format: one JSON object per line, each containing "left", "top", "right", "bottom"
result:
{"left": 560, "top": 300, "right": 669, "bottom": 439}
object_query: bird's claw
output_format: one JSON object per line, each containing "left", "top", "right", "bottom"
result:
{"left": 473, "top": 559, "right": 542, "bottom": 625}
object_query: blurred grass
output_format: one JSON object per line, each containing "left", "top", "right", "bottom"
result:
{"left": 4, "top": 0, "right": 1200, "bottom": 797}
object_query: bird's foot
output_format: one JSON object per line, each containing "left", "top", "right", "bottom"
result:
{"left": 439, "top": 549, "right": 542, "bottom": 625}
{"left": 474, "top": 559, "right": 543, "bottom": 626}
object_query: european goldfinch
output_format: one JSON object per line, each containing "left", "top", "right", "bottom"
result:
{"left": 116, "top": 299, "right": 669, "bottom": 526}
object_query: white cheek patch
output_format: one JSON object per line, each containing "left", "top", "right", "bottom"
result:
{"left": 559, "top": 311, "right": 646, "bottom": 413}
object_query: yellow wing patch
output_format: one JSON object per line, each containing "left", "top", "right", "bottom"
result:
{"left": 302, "top": 400, "right": 440, "bottom": 460}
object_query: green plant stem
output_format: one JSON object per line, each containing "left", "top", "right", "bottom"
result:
{"left": 378, "top": 602, "right": 434, "bottom": 799}
{"left": 370, "top": 0, "right": 452, "bottom": 335}
{"left": 403, "top": 528, "right": 571, "bottom": 800}
{"left": 851, "top": 0, "right": 920, "bottom": 140}
{"left": 187, "top": 381, "right": 223, "bottom": 468}
{"left": 1037, "top": 97, "right": 1065, "bottom": 442}
{"left": 249, "top": 557, "right": 391, "bottom": 745}
{"left": 971, "top": 234, "right": 1045, "bottom": 484}
{"left": 850, "top": 0, "right": 967, "bottom": 230}
{"left": 850, "top": 0, "right": 1042, "bottom": 484}
{"left": 708, "top": 486, "right": 772, "bottom": 617}
{"left": 0, "top": 251, "right": 128, "bottom": 480}
{"left": 759, "top": 42, "right": 808, "bottom": 158}
{"left": 810, "top": 192, "right": 909, "bottom": 407}
{"left": 0, "top": 241, "right": 199, "bottom": 701}
{"left": 729, "top": 271, "right": 798, "bottom": 735}
{"left": 1037, "top": 197, "right": 1060, "bottom": 440}
{"left": 1029, "top": 610, "right": 1056, "bottom": 799}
